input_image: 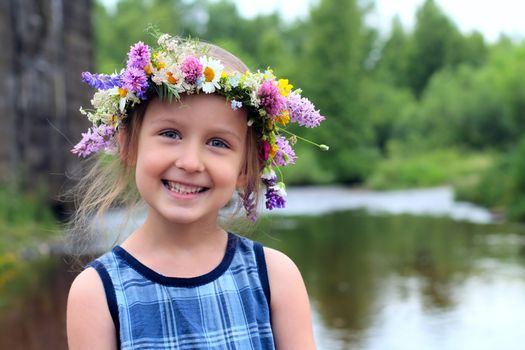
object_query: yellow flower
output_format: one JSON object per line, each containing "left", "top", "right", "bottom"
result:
{"left": 144, "top": 64, "right": 153, "bottom": 75}
{"left": 166, "top": 72, "right": 178, "bottom": 84}
{"left": 266, "top": 119, "right": 274, "bottom": 129}
{"left": 270, "top": 143, "right": 279, "bottom": 158}
{"left": 203, "top": 67, "right": 215, "bottom": 82}
{"left": 221, "top": 71, "right": 228, "bottom": 78}
{"left": 278, "top": 79, "right": 293, "bottom": 97}
{"left": 264, "top": 68, "right": 274, "bottom": 79}
{"left": 276, "top": 111, "right": 290, "bottom": 126}
{"left": 153, "top": 57, "right": 166, "bottom": 69}
{"left": 118, "top": 88, "right": 128, "bottom": 97}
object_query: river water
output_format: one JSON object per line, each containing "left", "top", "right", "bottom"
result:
{"left": 1, "top": 186, "right": 524, "bottom": 349}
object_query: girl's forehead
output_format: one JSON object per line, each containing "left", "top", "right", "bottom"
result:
{"left": 144, "top": 94, "right": 248, "bottom": 131}
{"left": 149, "top": 94, "right": 244, "bottom": 116}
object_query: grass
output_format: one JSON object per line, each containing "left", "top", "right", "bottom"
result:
{"left": 366, "top": 148, "right": 495, "bottom": 191}
{"left": 0, "top": 184, "right": 59, "bottom": 255}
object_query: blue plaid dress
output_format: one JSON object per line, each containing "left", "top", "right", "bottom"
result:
{"left": 88, "top": 232, "right": 275, "bottom": 349}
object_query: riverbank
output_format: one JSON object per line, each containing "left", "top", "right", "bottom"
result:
{"left": 281, "top": 186, "right": 494, "bottom": 224}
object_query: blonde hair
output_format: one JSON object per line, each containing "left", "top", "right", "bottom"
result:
{"left": 65, "top": 42, "right": 263, "bottom": 258}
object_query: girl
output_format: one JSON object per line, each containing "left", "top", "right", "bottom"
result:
{"left": 66, "top": 33, "right": 326, "bottom": 349}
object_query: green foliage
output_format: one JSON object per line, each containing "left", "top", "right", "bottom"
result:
{"left": 0, "top": 183, "right": 58, "bottom": 254}
{"left": 454, "top": 154, "right": 511, "bottom": 211}
{"left": 360, "top": 78, "right": 415, "bottom": 155}
{"left": 398, "top": 43, "right": 525, "bottom": 152}
{"left": 374, "top": 16, "right": 410, "bottom": 87}
{"left": 455, "top": 137, "right": 525, "bottom": 221}
{"left": 94, "top": 0, "right": 194, "bottom": 73}
{"left": 406, "top": 0, "right": 467, "bottom": 96}
{"left": 367, "top": 148, "right": 495, "bottom": 190}
{"left": 280, "top": 147, "right": 336, "bottom": 185}
{"left": 299, "top": 0, "right": 374, "bottom": 182}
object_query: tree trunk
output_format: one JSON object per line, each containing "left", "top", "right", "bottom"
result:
{"left": 0, "top": 0, "right": 93, "bottom": 219}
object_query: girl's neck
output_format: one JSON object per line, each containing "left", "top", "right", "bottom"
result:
{"left": 123, "top": 208, "right": 226, "bottom": 253}
{"left": 119, "top": 209, "right": 230, "bottom": 279}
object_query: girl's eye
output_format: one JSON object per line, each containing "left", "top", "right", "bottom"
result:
{"left": 160, "top": 130, "right": 180, "bottom": 139}
{"left": 208, "top": 138, "right": 229, "bottom": 149}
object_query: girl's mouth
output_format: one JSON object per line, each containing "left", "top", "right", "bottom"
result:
{"left": 161, "top": 180, "right": 209, "bottom": 194}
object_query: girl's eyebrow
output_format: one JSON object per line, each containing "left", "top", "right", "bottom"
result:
{"left": 149, "top": 117, "right": 178, "bottom": 125}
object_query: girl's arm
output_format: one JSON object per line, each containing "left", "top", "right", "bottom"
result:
{"left": 264, "top": 247, "right": 316, "bottom": 349}
{"left": 67, "top": 268, "right": 117, "bottom": 350}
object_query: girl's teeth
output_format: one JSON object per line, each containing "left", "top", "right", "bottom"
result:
{"left": 166, "top": 181, "right": 203, "bottom": 194}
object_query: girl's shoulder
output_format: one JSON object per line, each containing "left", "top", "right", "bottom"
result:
{"left": 67, "top": 266, "right": 117, "bottom": 349}
{"left": 262, "top": 246, "right": 316, "bottom": 348}
{"left": 262, "top": 246, "right": 304, "bottom": 290}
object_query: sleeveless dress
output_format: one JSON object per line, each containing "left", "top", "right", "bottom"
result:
{"left": 88, "top": 232, "right": 276, "bottom": 349}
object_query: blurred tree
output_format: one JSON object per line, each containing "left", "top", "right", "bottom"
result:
{"left": 462, "top": 31, "right": 488, "bottom": 67}
{"left": 406, "top": 0, "right": 463, "bottom": 97}
{"left": 360, "top": 78, "right": 414, "bottom": 155}
{"left": 374, "top": 16, "right": 410, "bottom": 87}
{"left": 94, "top": 0, "right": 195, "bottom": 72}
{"left": 301, "top": 0, "right": 378, "bottom": 183}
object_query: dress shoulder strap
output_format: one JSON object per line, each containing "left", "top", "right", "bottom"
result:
{"left": 87, "top": 256, "right": 121, "bottom": 345}
{"left": 252, "top": 241, "right": 271, "bottom": 305}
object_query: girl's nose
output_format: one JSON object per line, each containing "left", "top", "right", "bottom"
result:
{"left": 174, "top": 142, "right": 205, "bottom": 173}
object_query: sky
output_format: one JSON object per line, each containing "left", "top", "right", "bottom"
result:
{"left": 233, "top": 0, "right": 525, "bottom": 42}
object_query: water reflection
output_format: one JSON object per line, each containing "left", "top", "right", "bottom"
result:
{"left": 1, "top": 209, "right": 525, "bottom": 349}
{"left": 254, "top": 211, "right": 525, "bottom": 350}
{"left": 0, "top": 254, "right": 77, "bottom": 350}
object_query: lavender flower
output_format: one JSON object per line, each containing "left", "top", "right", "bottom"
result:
{"left": 260, "top": 167, "right": 286, "bottom": 210}
{"left": 264, "top": 183, "right": 286, "bottom": 210}
{"left": 127, "top": 41, "right": 151, "bottom": 69}
{"left": 273, "top": 136, "right": 297, "bottom": 166}
{"left": 258, "top": 80, "right": 286, "bottom": 117}
{"left": 287, "top": 92, "right": 325, "bottom": 128}
{"left": 81, "top": 72, "right": 122, "bottom": 90}
{"left": 181, "top": 56, "right": 203, "bottom": 84}
{"left": 71, "top": 125, "right": 115, "bottom": 158}
{"left": 122, "top": 67, "right": 149, "bottom": 99}
{"left": 242, "top": 189, "right": 257, "bottom": 222}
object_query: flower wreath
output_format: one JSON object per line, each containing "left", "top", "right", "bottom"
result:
{"left": 72, "top": 33, "right": 327, "bottom": 221}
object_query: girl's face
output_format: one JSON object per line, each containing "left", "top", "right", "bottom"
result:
{"left": 134, "top": 93, "right": 248, "bottom": 226}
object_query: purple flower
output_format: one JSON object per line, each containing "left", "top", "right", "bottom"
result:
{"left": 181, "top": 56, "right": 203, "bottom": 84}
{"left": 286, "top": 92, "right": 325, "bottom": 128}
{"left": 258, "top": 80, "right": 286, "bottom": 117}
{"left": 127, "top": 41, "right": 151, "bottom": 69}
{"left": 71, "top": 125, "right": 115, "bottom": 158}
{"left": 81, "top": 72, "right": 122, "bottom": 90}
{"left": 260, "top": 167, "right": 286, "bottom": 210}
{"left": 122, "top": 67, "right": 149, "bottom": 99}
{"left": 273, "top": 136, "right": 297, "bottom": 166}
{"left": 264, "top": 184, "right": 286, "bottom": 210}
{"left": 242, "top": 190, "right": 257, "bottom": 222}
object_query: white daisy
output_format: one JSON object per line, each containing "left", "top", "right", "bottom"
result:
{"left": 157, "top": 33, "right": 171, "bottom": 45}
{"left": 199, "top": 56, "right": 223, "bottom": 93}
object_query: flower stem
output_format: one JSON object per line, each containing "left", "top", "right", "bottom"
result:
{"left": 280, "top": 128, "right": 329, "bottom": 151}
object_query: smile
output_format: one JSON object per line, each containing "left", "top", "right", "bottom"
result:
{"left": 162, "top": 180, "right": 209, "bottom": 194}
